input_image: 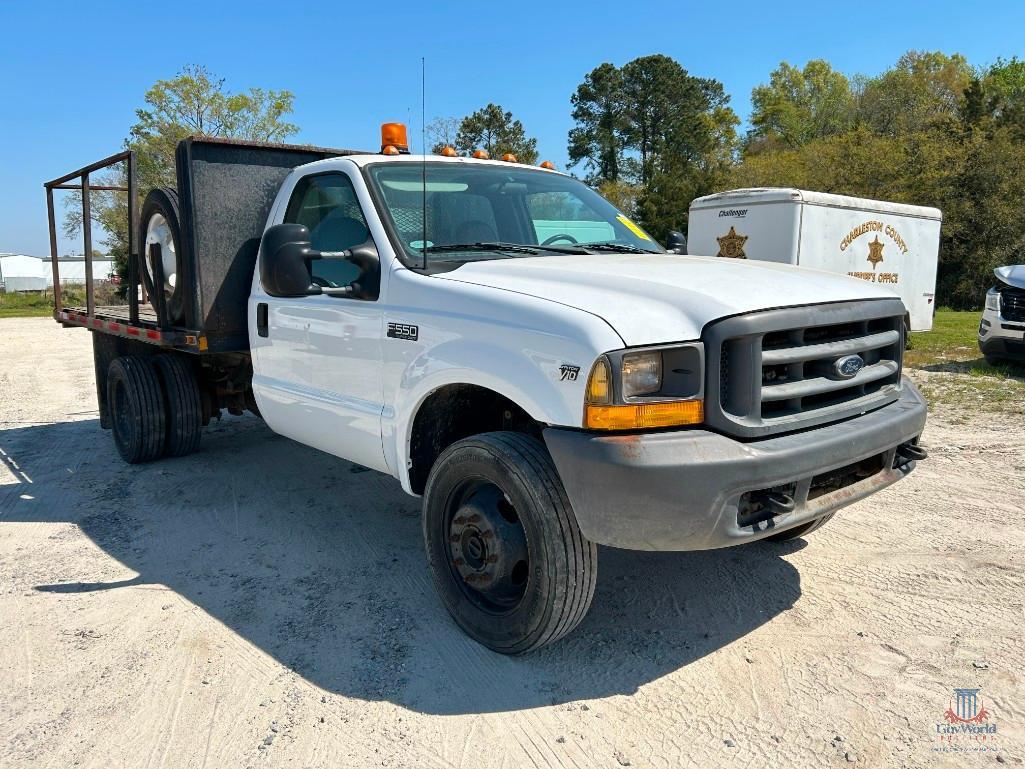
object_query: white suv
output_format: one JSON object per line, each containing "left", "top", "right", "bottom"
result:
{"left": 980, "top": 265, "right": 1025, "bottom": 364}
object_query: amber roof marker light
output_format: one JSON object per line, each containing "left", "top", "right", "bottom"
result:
{"left": 439, "top": 146, "right": 458, "bottom": 157}
{"left": 472, "top": 149, "right": 490, "bottom": 159}
{"left": 502, "top": 153, "right": 518, "bottom": 163}
{"left": 540, "top": 160, "right": 556, "bottom": 170}
{"left": 380, "top": 122, "right": 410, "bottom": 154}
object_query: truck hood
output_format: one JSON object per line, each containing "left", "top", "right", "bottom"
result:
{"left": 995, "top": 264, "right": 1025, "bottom": 289}
{"left": 438, "top": 253, "right": 899, "bottom": 346}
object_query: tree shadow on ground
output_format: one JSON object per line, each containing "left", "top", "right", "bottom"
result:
{"left": 1, "top": 416, "right": 803, "bottom": 715}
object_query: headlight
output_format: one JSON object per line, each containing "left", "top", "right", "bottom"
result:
{"left": 583, "top": 343, "right": 705, "bottom": 430}
{"left": 985, "top": 289, "right": 1000, "bottom": 312}
{"left": 621, "top": 351, "right": 662, "bottom": 397}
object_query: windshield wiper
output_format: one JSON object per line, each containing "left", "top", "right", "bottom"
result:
{"left": 582, "top": 242, "right": 658, "bottom": 254}
{"left": 423, "top": 242, "right": 541, "bottom": 255}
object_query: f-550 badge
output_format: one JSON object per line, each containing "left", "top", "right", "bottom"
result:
{"left": 387, "top": 322, "right": 419, "bottom": 341}
{"left": 559, "top": 364, "right": 580, "bottom": 381}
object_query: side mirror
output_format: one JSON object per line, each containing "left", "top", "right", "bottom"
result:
{"left": 259, "top": 223, "right": 381, "bottom": 300}
{"left": 666, "top": 230, "right": 687, "bottom": 255}
{"left": 260, "top": 223, "right": 320, "bottom": 297}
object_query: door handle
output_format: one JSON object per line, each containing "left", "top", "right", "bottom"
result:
{"left": 256, "top": 302, "right": 269, "bottom": 337}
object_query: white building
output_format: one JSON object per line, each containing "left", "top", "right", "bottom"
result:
{"left": 0, "top": 253, "right": 115, "bottom": 292}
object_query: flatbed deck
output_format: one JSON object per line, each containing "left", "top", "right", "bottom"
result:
{"left": 57, "top": 305, "right": 207, "bottom": 351}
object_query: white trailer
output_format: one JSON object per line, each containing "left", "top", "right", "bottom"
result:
{"left": 687, "top": 188, "right": 942, "bottom": 332}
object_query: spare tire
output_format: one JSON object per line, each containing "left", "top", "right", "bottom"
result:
{"left": 140, "top": 187, "right": 186, "bottom": 325}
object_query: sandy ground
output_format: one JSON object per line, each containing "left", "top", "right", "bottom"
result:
{"left": 1, "top": 316, "right": 1022, "bottom": 769}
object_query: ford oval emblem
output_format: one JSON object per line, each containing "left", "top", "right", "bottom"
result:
{"left": 833, "top": 354, "right": 865, "bottom": 379}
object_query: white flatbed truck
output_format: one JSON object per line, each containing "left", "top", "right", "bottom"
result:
{"left": 45, "top": 127, "right": 928, "bottom": 653}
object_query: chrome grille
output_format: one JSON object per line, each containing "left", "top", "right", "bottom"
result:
{"left": 705, "top": 299, "right": 905, "bottom": 438}
{"left": 1000, "top": 286, "right": 1025, "bottom": 322}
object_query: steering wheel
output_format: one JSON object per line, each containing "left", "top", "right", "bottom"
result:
{"left": 542, "top": 233, "right": 579, "bottom": 246}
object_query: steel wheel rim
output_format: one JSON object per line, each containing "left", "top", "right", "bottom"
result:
{"left": 144, "top": 213, "right": 177, "bottom": 292}
{"left": 445, "top": 478, "right": 530, "bottom": 614}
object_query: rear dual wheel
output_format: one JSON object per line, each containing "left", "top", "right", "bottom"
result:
{"left": 107, "top": 354, "right": 202, "bottom": 464}
{"left": 422, "top": 432, "right": 597, "bottom": 654}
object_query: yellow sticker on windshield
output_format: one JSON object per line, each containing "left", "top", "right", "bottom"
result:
{"left": 616, "top": 214, "right": 652, "bottom": 241}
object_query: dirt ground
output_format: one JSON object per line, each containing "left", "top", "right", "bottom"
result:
{"left": 1, "top": 316, "right": 1022, "bottom": 769}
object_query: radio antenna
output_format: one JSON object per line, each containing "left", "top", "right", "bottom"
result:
{"left": 421, "top": 56, "right": 427, "bottom": 271}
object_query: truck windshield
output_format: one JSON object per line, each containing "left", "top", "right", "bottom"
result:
{"left": 366, "top": 162, "right": 663, "bottom": 264}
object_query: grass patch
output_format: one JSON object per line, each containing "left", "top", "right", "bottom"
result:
{"left": 0, "top": 292, "right": 58, "bottom": 318}
{"left": 906, "top": 310, "right": 1025, "bottom": 415}
{"left": 0, "top": 285, "right": 122, "bottom": 319}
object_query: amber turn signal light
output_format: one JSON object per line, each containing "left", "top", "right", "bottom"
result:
{"left": 584, "top": 400, "right": 704, "bottom": 430}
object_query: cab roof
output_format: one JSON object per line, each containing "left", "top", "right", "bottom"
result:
{"left": 302, "top": 152, "right": 567, "bottom": 175}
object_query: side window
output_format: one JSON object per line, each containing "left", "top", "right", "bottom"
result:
{"left": 284, "top": 173, "right": 371, "bottom": 289}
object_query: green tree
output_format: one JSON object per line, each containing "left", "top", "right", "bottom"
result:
{"left": 857, "top": 51, "right": 972, "bottom": 136}
{"left": 65, "top": 65, "right": 299, "bottom": 284}
{"left": 972, "top": 57, "right": 1025, "bottom": 135}
{"left": 567, "top": 62, "right": 628, "bottom": 184}
{"left": 454, "top": 104, "right": 538, "bottom": 163}
{"left": 565, "top": 55, "right": 737, "bottom": 239}
{"left": 747, "top": 60, "right": 855, "bottom": 152}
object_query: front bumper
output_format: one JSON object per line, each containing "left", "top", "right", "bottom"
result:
{"left": 978, "top": 307, "right": 1025, "bottom": 360}
{"left": 544, "top": 379, "right": 927, "bottom": 551}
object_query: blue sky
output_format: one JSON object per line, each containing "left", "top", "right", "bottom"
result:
{"left": 2, "top": 0, "right": 1024, "bottom": 256}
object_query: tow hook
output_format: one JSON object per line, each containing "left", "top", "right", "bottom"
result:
{"left": 894, "top": 441, "right": 928, "bottom": 467}
{"left": 753, "top": 490, "right": 796, "bottom": 516}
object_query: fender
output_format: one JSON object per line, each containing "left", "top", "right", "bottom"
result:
{"left": 386, "top": 336, "right": 598, "bottom": 494}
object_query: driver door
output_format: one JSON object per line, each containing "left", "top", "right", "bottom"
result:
{"left": 257, "top": 171, "right": 387, "bottom": 472}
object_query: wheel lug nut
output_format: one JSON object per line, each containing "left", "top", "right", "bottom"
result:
{"left": 486, "top": 555, "right": 498, "bottom": 563}
{"left": 453, "top": 517, "right": 465, "bottom": 525}
{"left": 450, "top": 534, "right": 459, "bottom": 542}
{"left": 467, "top": 514, "right": 480, "bottom": 523}
{"left": 452, "top": 558, "right": 464, "bottom": 566}
{"left": 482, "top": 530, "right": 494, "bottom": 540}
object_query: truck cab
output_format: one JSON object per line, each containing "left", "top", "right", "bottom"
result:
{"left": 49, "top": 126, "right": 929, "bottom": 653}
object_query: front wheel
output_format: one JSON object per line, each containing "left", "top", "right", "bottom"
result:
{"left": 422, "top": 432, "right": 597, "bottom": 654}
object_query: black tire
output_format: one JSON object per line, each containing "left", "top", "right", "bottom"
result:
{"left": 984, "top": 354, "right": 1006, "bottom": 367}
{"left": 139, "top": 187, "right": 186, "bottom": 325}
{"left": 107, "top": 356, "right": 166, "bottom": 464}
{"left": 422, "top": 432, "right": 597, "bottom": 654}
{"left": 765, "top": 512, "right": 835, "bottom": 543}
{"left": 153, "top": 354, "right": 202, "bottom": 457}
